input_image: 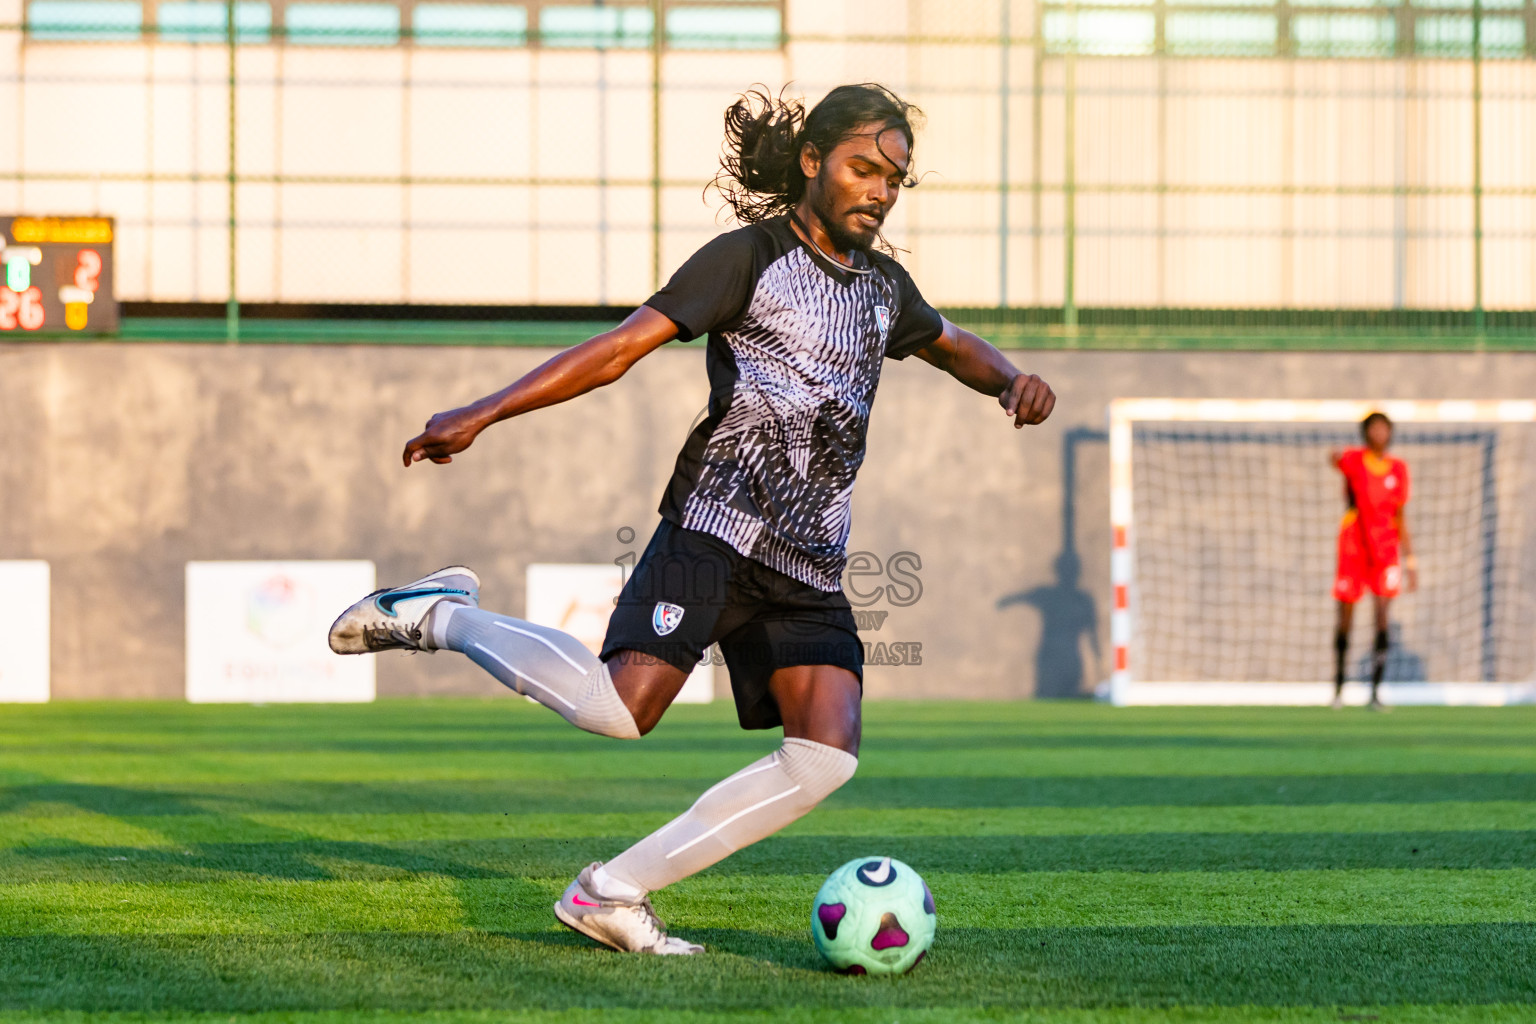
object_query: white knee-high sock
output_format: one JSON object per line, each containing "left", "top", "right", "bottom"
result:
{"left": 434, "top": 605, "right": 640, "bottom": 740}
{"left": 598, "top": 738, "right": 858, "bottom": 896}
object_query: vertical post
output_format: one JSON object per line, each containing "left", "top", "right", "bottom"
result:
{"left": 1063, "top": 0, "right": 1078, "bottom": 332}
{"left": 1030, "top": 6, "right": 1044, "bottom": 304}
{"left": 650, "top": 0, "right": 663, "bottom": 292}
{"left": 146, "top": 16, "right": 155, "bottom": 299}
{"left": 1153, "top": 0, "right": 1165, "bottom": 306}
{"left": 998, "top": 0, "right": 1010, "bottom": 308}
{"left": 225, "top": 0, "right": 239, "bottom": 342}
{"left": 1392, "top": 62, "right": 1407, "bottom": 310}
{"left": 596, "top": 46, "right": 609, "bottom": 304}
{"left": 1478, "top": 432, "right": 1498, "bottom": 681}
{"left": 1107, "top": 402, "right": 1133, "bottom": 703}
{"left": 1471, "top": 0, "right": 1485, "bottom": 335}
{"left": 1280, "top": 20, "right": 1294, "bottom": 308}
{"left": 1155, "top": 42, "right": 1166, "bottom": 305}
{"left": 402, "top": 11, "right": 412, "bottom": 304}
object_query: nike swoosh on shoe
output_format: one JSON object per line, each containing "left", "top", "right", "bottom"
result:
{"left": 375, "top": 588, "right": 471, "bottom": 616}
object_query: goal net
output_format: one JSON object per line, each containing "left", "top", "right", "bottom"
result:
{"left": 1109, "top": 399, "right": 1536, "bottom": 706}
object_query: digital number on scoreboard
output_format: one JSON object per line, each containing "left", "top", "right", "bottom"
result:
{"left": 0, "top": 216, "right": 118, "bottom": 334}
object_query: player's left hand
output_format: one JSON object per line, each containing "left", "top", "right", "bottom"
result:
{"left": 1000, "top": 373, "right": 1055, "bottom": 428}
{"left": 1405, "top": 567, "right": 1419, "bottom": 593}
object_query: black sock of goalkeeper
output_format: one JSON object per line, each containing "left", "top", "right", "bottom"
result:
{"left": 1333, "top": 631, "right": 1349, "bottom": 691}
{"left": 1370, "top": 629, "right": 1389, "bottom": 693}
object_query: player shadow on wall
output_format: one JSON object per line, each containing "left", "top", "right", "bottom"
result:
{"left": 996, "top": 427, "right": 1106, "bottom": 699}
{"left": 1349, "top": 623, "right": 1428, "bottom": 682}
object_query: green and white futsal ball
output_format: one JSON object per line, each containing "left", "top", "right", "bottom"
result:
{"left": 811, "top": 855, "right": 936, "bottom": 974}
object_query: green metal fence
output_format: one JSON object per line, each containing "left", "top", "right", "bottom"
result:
{"left": 2, "top": 0, "right": 1533, "bottom": 345}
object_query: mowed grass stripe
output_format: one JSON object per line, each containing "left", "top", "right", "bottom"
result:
{"left": 2, "top": 1007, "right": 1535, "bottom": 1024}
{"left": 6, "top": 869, "right": 1536, "bottom": 935}
{"left": 6, "top": 741, "right": 1534, "bottom": 784}
{"left": 4, "top": 829, "right": 1531, "bottom": 882}
{"left": 4, "top": 705, "right": 1534, "bottom": 786}
{"left": 673, "top": 868, "right": 1536, "bottom": 929}
{"left": 4, "top": 925, "right": 1534, "bottom": 1010}
{"left": 4, "top": 699, "right": 1533, "bottom": 740}
{"left": 6, "top": 801, "right": 1531, "bottom": 848}
{"left": 8, "top": 773, "right": 1535, "bottom": 815}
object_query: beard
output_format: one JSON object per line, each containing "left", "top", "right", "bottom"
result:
{"left": 810, "top": 172, "right": 880, "bottom": 254}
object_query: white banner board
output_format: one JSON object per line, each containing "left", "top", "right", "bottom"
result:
{"left": 526, "top": 563, "right": 715, "bottom": 703}
{"left": 186, "top": 561, "right": 375, "bottom": 703}
{"left": 0, "top": 561, "right": 49, "bottom": 702}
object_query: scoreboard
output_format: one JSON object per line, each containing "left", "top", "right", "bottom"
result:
{"left": 0, "top": 216, "right": 118, "bottom": 334}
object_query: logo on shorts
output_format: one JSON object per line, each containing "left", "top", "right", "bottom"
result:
{"left": 652, "top": 602, "right": 685, "bottom": 636}
{"left": 874, "top": 305, "right": 891, "bottom": 341}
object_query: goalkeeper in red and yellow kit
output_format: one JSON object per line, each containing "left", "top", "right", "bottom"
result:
{"left": 1330, "top": 412, "right": 1417, "bottom": 710}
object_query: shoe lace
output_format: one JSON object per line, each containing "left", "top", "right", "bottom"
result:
{"left": 363, "top": 623, "right": 423, "bottom": 650}
{"left": 627, "top": 897, "right": 667, "bottom": 950}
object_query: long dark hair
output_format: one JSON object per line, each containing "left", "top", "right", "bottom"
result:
{"left": 710, "top": 83, "right": 923, "bottom": 254}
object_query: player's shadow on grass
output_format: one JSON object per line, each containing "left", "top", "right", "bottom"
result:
{"left": 655, "top": 928, "right": 825, "bottom": 970}
{"left": 489, "top": 926, "right": 823, "bottom": 970}
{"left": 0, "top": 785, "right": 556, "bottom": 887}
{"left": 2, "top": 837, "right": 536, "bottom": 883}
{"left": 0, "top": 783, "right": 211, "bottom": 817}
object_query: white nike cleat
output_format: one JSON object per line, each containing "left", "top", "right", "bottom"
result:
{"left": 327, "top": 566, "right": 480, "bottom": 655}
{"left": 554, "top": 862, "right": 704, "bottom": 955}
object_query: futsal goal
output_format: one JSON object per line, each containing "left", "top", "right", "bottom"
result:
{"left": 1108, "top": 399, "right": 1536, "bottom": 706}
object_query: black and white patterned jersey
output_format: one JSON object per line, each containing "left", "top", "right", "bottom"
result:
{"left": 644, "top": 214, "right": 944, "bottom": 592}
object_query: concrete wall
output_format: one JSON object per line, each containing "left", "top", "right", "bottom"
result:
{"left": 4, "top": 339, "right": 1535, "bottom": 700}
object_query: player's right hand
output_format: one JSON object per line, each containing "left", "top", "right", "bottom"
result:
{"left": 1000, "top": 373, "right": 1056, "bottom": 428}
{"left": 403, "top": 407, "right": 485, "bottom": 467}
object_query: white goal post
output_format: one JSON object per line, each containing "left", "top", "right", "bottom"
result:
{"left": 1108, "top": 398, "right": 1536, "bottom": 707}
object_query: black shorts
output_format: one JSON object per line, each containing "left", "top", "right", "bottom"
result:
{"left": 600, "top": 518, "right": 863, "bottom": 730}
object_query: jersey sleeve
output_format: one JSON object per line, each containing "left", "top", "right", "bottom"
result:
{"left": 642, "top": 229, "right": 760, "bottom": 342}
{"left": 1397, "top": 459, "right": 1410, "bottom": 506}
{"left": 882, "top": 263, "right": 945, "bottom": 360}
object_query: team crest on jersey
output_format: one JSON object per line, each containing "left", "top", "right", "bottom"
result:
{"left": 652, "top": 602, "right": 685, "bottom": 636}
{"left": 1385, "top": 474, "right": 1399, "bottom": 489}
{"left": 874, "top": 305, "right": 891, "bottom": 341}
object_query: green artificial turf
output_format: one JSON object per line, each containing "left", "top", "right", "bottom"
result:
{"left": 1, "top": 700, "right": 1533, "bottom": 1023}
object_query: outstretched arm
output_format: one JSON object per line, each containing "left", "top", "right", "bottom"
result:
{"left": 911, "top": 317, "right": 1055, "bottom": 427}
{"left": 402, "top": 306, "right": 679, "bottom": 466}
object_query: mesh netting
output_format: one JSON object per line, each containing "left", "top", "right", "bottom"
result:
{"left": 1132, "top": 422, "right": 1536, "bottom": 683}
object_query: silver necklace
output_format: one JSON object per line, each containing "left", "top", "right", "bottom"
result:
{"left": 790, "top": 212, "right": 873, "bottom": 276}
